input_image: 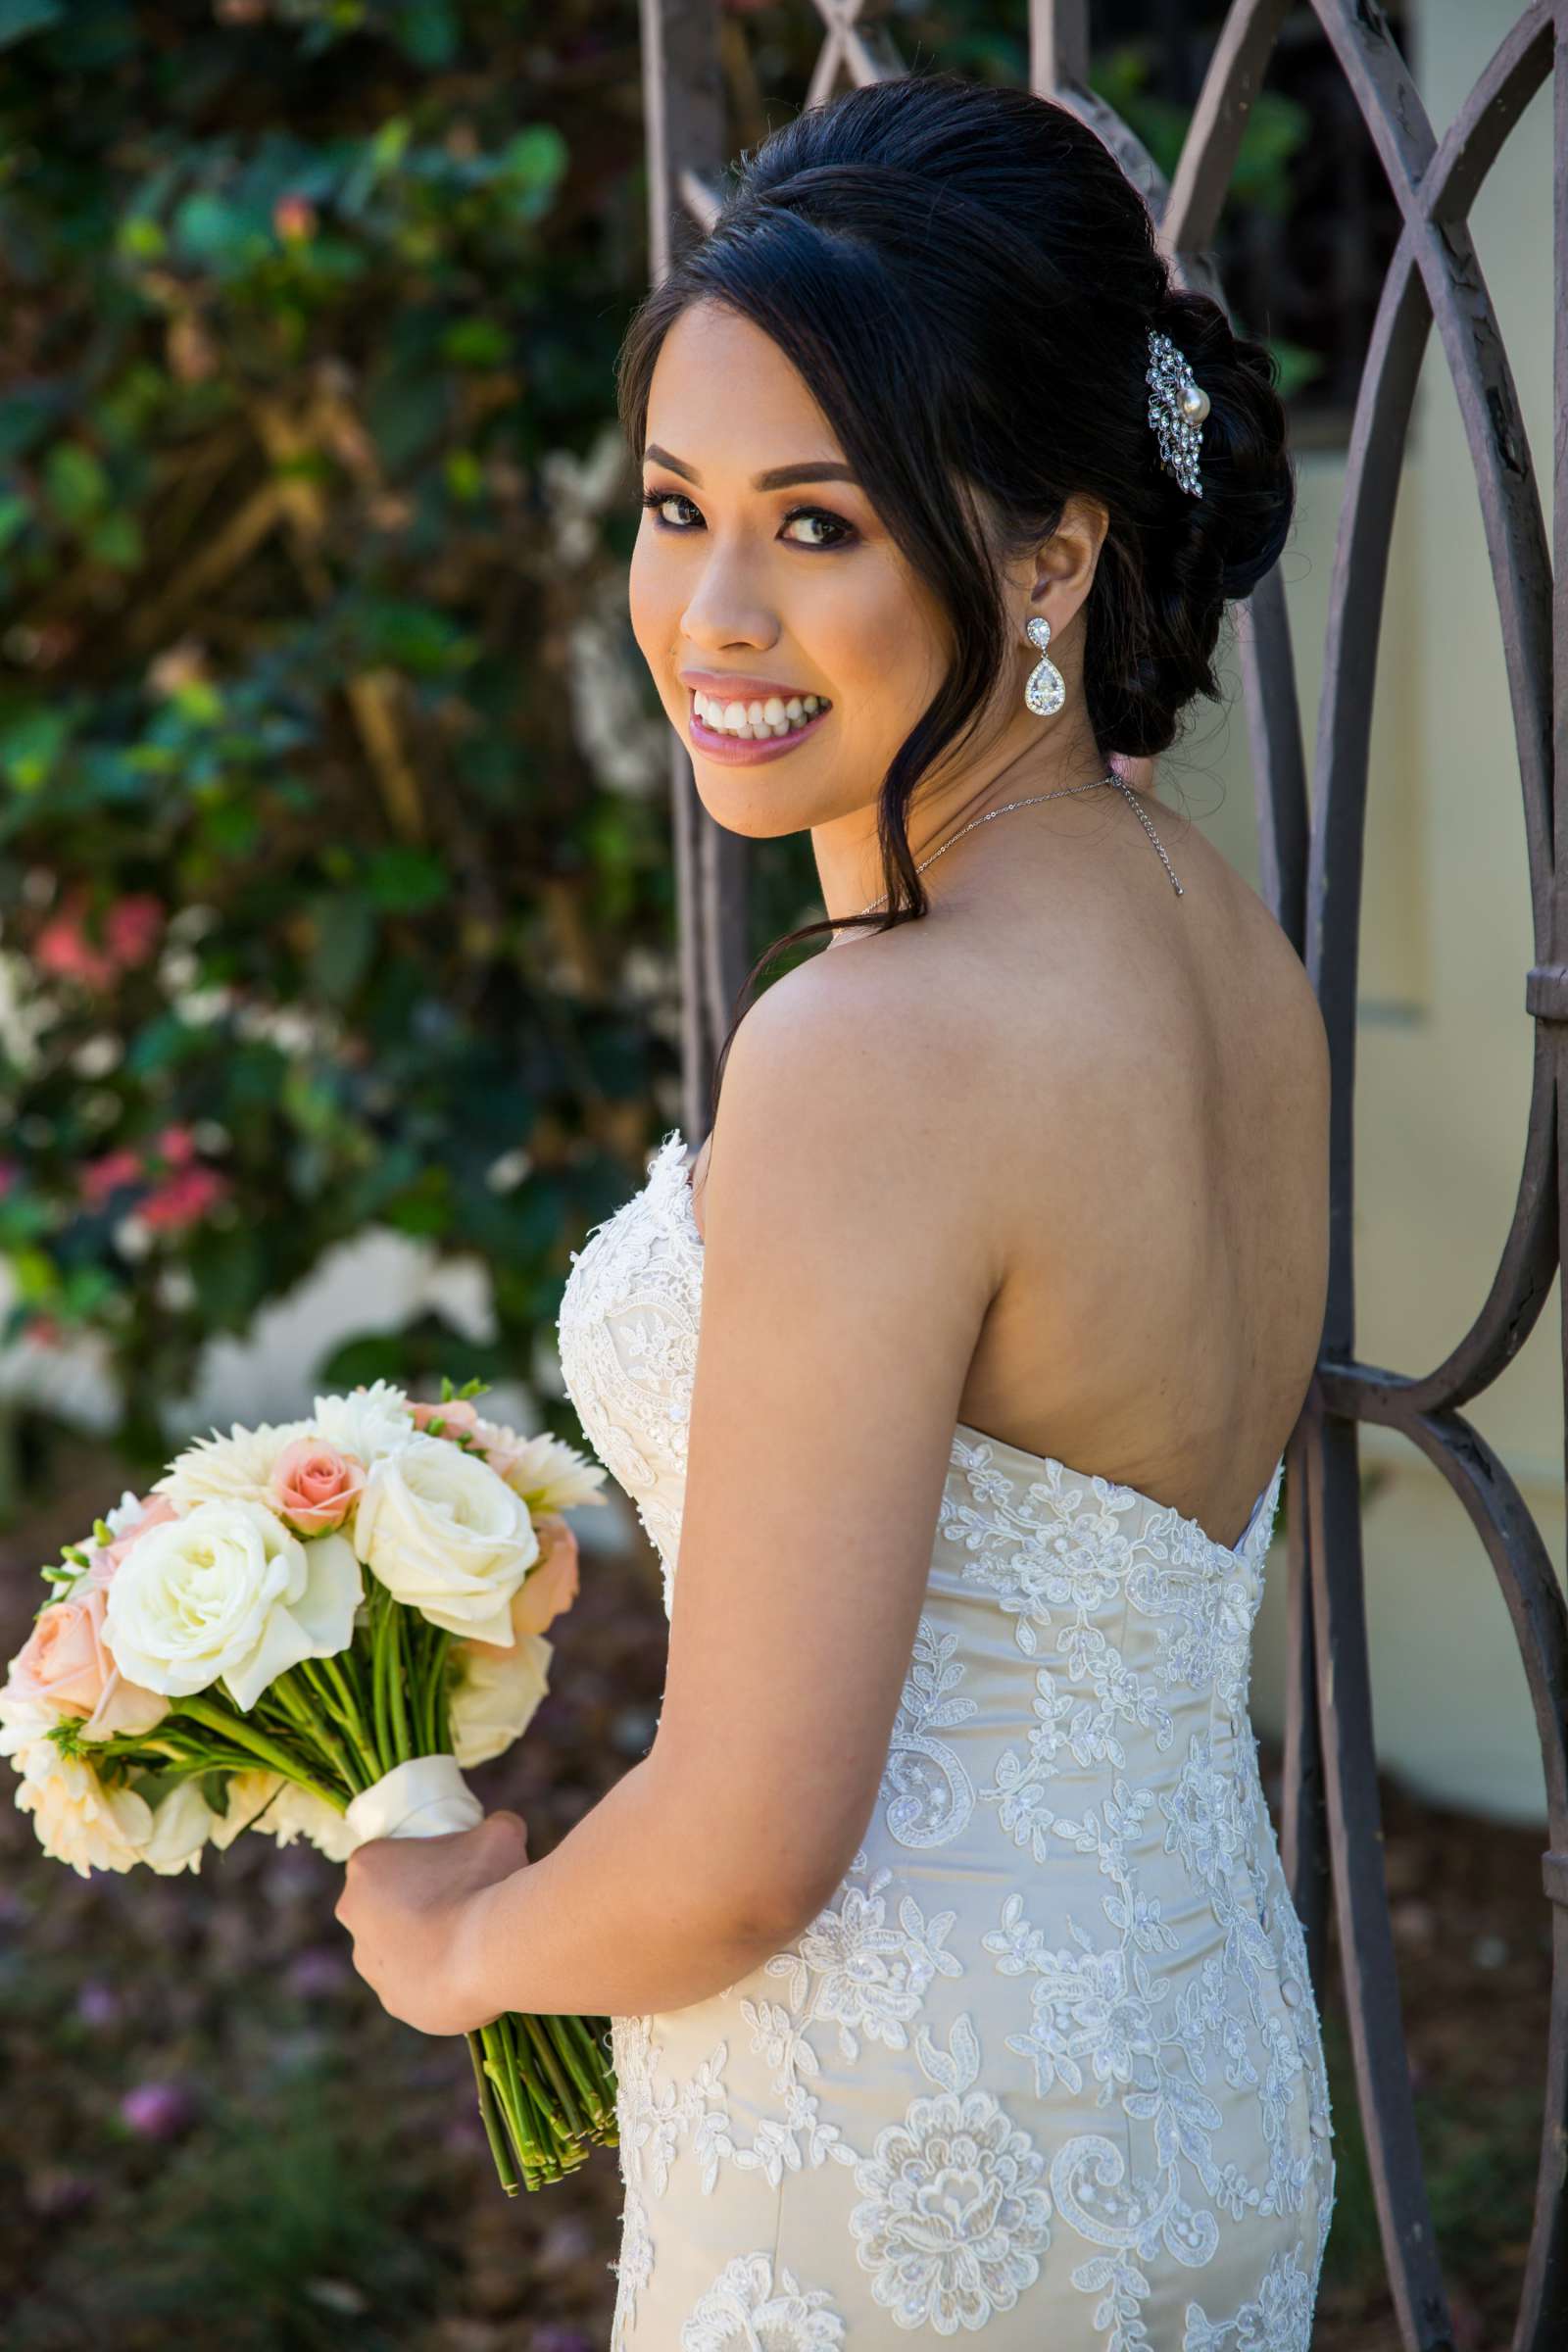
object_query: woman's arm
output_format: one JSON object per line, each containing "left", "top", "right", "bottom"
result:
{"left": 342, "top": 951, "right": 1001, "bottom": 2034}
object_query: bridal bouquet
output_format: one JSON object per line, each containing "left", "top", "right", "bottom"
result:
{"left": 0, "top": 1375, "right": 615, "bottom": 2194}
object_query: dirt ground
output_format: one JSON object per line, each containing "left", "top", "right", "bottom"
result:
{"left": 0, "top": 1434, "right": 1552, "bottom": 2350}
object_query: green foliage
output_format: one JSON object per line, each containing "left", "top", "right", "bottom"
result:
{"left": 0, "top": 0, "right": 674, "bottom": 1468}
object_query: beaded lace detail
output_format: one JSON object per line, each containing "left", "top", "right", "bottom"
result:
{"left": 555, "top": 1128, "right": 1336, "bottom": 2348}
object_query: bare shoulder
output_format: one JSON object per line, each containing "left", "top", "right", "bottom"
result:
{"left": 692, "top": 937, "right": 1005, "bottom": 1285}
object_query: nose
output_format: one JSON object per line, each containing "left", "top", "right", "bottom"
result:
{"left": 677, "top": 550, "right": 779, "bottom": 659}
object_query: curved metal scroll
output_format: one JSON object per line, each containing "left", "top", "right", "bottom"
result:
{"left": 636, "top": 4, "right": 1568, "bottom": 2341}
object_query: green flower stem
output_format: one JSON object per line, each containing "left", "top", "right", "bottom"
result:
{"left": 421, "top": 1627, "right": 451, "bottom": 1755}
{"left": 466, "top": 2031, "right": 518, "bottom": 2196}
{"left": 519, "top": 2012, "right": 586, "bottom": 2140}
{"left": 319, "top": 1651, "right": 379, "bottom": 1776}
{"left": 481, "top": 2022, "right": 542, "bottom": 2180}
{"left": 433, "top": 1628, "right": 453, "bottom": 1752}
{"left": 541, "top": 2012, "right": 603, "bottom": 2116}
{"left": 386, "top": 1601, "right": 411, "bottom": 1760}
{"left": 299, "top": 1655, "right": 380, "bottom": 1787}
{"left": 265, "top": 1673, "right": 365, "bottom": 1795}
{"left": 170, "top": 1695, "right": 348, "bottom": 1812}
{"left": 368, "top": 1590, "right": 394, "bottom": 1776}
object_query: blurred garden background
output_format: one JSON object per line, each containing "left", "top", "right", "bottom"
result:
{"left": 0, "top": 0, "right": 1554, "bottom": 2345}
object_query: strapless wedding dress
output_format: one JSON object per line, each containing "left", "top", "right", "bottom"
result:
{"left": 556, "top": 1128, "right": 1336, "bottom": 2348}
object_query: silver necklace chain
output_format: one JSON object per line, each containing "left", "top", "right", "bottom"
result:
{"left": 843, "top": 767, "right": 1184, "bottom": 925}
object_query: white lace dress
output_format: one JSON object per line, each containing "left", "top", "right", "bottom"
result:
{"left": 556, "top": 1128, "right": 1336, "bottom": 2349}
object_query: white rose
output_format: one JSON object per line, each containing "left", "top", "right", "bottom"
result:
{"left": 449, "top": 1631, "right": 554, "bottom": 1767}
{"left": 353, "top": 1434, "right": 539, "bottom": 1643}
{"left": 103, "top": 1501, "right": 362, "bottom": 1712}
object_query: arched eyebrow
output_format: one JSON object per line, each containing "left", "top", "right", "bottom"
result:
{"left": 643, "top": 443, "right": 859, "bottom": 491}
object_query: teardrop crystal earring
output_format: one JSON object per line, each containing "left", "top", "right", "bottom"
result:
{"left": 1024, "top": 614, "right": 1065, "bottom": 717}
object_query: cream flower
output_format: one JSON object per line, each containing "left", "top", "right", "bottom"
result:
{"left": 134, "top": 1778, "right": 217, "bottom": 1876}
{"left": 449, "top": 1631, "right": 554, "bottom": 1767}
{"left": 151, "top": 1417, "right": 316, "bottom": 1513}
{"left": 0, "top": 1681, "right": 64, "bottom": 1761}
{"left": 103, "top": 1501, "right": 362, "bottom": 1711}
{"left": 13, "top": 1741, "right": 151, "bottom": 1876}
{"left": 479, "top": 1424, "right": 608, "bottom": 1514}
{"left": 353, "top": 1434, "right": 538, "bottom": 1643}
{"left": 263, "top": 1776, "right": 358, "bottom": 1862}
{"left": 204, "top": 1767, "right": 355, "bottom": 1859}
{"left": 207, "top": 1768, "right": 291, "bottom": 1850}
{"left": 310, "top": 1379, "right": 417, "bottom": 1468}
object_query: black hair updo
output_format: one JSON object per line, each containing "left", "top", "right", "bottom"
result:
{"left": 614, "top": 70, "right": 1296, "bottom": 1096}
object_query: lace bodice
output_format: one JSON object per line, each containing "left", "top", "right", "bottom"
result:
{"left": 555, "top": 1126, "right": 1333, "bottom": 2349}
{"left": 557, "top": 1127, "right": 1285, "bottom": 1636}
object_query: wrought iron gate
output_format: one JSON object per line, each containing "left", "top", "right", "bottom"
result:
{"left": 636, "top": 5, "right": 1568, "bottom": 2343}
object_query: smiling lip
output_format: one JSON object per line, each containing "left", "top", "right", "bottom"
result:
{"left": 687, "top": 691, "right": 832, "bottom": 764}
{"left": 679, "top": 672, "right": 825, "bottom": 703}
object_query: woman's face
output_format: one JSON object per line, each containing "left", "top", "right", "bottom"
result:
{"left": 629, "top": 300, "right": 966, "bottom": 842}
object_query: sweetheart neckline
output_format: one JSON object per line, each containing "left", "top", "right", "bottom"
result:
{"left": 656, "top": 1127, "right": 1282, "bottom": 1569}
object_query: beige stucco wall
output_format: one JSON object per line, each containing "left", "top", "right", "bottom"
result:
{"left": 1198, "top": 0, "right": 1559, "bottom": 1826}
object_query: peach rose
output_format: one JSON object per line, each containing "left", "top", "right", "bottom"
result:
{"left": 510, "top": 1514, "right": 579, "bottom": 1638}
{"left": 410, "top": 1397, "right": 480, "bottom": 1442}
{"left": 8, "top": 1585, "right": 169, "bottom": 1740}
{"left": 269, "top": 1435, "right": 367, "bottom": 1535}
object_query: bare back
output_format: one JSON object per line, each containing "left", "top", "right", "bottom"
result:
{"left": 689, "top": 782, "right": 1332, "bottom": 1558}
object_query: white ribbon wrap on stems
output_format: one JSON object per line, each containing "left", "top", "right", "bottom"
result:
{"left": 342, "top": 1752, "right": 484, "bottom": 1851}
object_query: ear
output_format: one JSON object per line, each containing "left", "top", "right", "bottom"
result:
{"left": 1028, "top": 491, "right": 1109, "bottom": 613}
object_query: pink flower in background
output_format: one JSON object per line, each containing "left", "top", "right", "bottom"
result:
{"left": 0, "top": 1160, "right": 19, "bottom": 1199}
{"left": 150, "top": 1123, "right": 196, "bottom": 1168}
{"left": 140, "top": 1165, "right": 229, "bottom": 1232}
{"left": 80, "top": 1148, "right": 144, "bottom": 1208}
{"left": 35, "top": 890, "right": 118, "bottom": 990}
{"left": 34, "top": 886, "right": 165, "bottom": 988}
{"left": 411, "top": 1396, "right": 480, "bottom": 1442}
{"left": 270, "top": 1436, "right": 366, "bottom": 1534}
{"left": 104, "top": 895, "right": 164, "bottom": 970}
{"left": 511, "top": 1515, "right": 579, "bottom": 1639}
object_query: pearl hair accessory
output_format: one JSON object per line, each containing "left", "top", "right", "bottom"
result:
{"left": 1146, "top": 326, "right": 1209, "bottom": 497}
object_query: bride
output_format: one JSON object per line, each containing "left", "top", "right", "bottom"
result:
{"left": 337, "top": 71, "right": 1337, "bottom": 2349}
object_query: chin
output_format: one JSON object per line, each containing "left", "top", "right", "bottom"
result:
{"left": 689, "top": 775, "right": 836, "bottom": 839}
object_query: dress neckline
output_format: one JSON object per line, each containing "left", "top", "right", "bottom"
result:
{"left": 655, "top": 1126, "right": 1283, "bottom": 1570}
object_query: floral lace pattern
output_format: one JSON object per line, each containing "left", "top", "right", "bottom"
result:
{"left": 557, "top": 1129, "right": 1336, "bottom": 2346}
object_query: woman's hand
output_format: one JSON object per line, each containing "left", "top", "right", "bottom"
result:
{"left": 334, "top": 1808, "right": 531, "bottom": 2036}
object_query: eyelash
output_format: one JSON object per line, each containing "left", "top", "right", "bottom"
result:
{"left": 637, "top": 486, "right": 858, "bottom": 552}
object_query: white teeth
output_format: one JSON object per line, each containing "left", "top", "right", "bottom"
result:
{"left": 693, "top": 689, "right": 830, "bottom": 739}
